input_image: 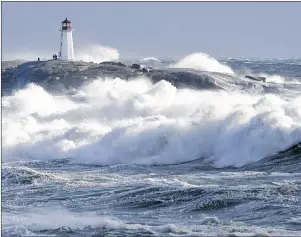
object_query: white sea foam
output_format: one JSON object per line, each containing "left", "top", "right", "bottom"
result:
{"left": 260, "top": 74, "right": 301, "bottom": 84}
{"left": 2, "top": 76, "right": 301, "bottom": 167}
{"left": 3, "top": 209, "right": 300, "bottom": 236}
{"left": 75, "top": 44, "right": 119, "bottom": 63}
{"left": 2, "top": 209, "right": 125, "bottom": 231}
{"left": 141, "top": 57, "right": 161, "bottom": 62}
{"left": 171, "top": 52, "right": 234, "bottom": 74}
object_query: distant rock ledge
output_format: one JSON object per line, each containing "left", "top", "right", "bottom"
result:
{"left": 2, "top": 60, "right": 290, "bottom": 96}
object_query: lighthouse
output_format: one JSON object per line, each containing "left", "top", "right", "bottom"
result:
{"left": 58, "top": 18, "right": 75, "bottom": 61}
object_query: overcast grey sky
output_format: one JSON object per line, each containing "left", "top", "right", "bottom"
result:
{"left": 2, "top": 2, "right": 301, "bottom": 59}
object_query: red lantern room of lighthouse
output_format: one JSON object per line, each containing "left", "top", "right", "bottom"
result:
{"left": 62, "top": 18, "right": 72, "bottom": 30}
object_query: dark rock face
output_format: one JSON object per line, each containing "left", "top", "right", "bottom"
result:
{"left": 130, "top": 64, "right": 141, "bottom": 70}
{"left": 2, "top": 60, "right": 300, "bottom": 96}
{"left": 99, "top": 61, "right": 127, "bottom": 67}
{"left": 245, "top": 75, "right": 266, "bottom": 82}
{"left": 142, "top": 67, "right": 150, "bottom": 73}
{"left": 2, "top": 60, "right": 138, "bottom": 94}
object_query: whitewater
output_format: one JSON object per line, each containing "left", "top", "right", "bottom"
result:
{"left": 2, "top": 49, "right": 301, "bottom": 236}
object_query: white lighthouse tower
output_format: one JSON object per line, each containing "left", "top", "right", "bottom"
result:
{"left": 58, "top": 18, "right": 75, "bottom": 61}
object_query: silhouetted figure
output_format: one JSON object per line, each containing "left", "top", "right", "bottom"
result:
{"left": 53, "top": 55, "right": 55, "bottom": 60}
{"left": 54, "top": 54, "right": 58, "bottom": 60}
{"left": 38, "top": 57, "right": 40, "bottom": 61}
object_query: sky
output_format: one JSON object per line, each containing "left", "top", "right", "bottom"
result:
{"left": 2, "top": 1, "right": 301, "bottom": 60}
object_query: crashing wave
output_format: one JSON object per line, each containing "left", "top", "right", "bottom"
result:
{"left": 2, "top": 73, "right": 301, "bottom": 168}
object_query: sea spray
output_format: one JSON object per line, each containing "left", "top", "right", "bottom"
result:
{"left": 3, "top": 77, "right": 300, "bottom": 167}
{"left": 171, "top": 52, "right": 234, "bottom": 74}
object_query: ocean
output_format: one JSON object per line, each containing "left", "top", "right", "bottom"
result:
{"left": 2, "top": 52, "right": 301, "bottom": 236}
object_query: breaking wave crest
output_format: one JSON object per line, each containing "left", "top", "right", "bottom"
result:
{"left": 75, "top": 44, "right": 119, "bottom": 63}
{"left": 2, "top": 166, "right": 51, "bottom": 185}
{"left": 3, "top": 208, "right": 300, "bottom": 237}
{"left": 2, "top": 76, "right": 301, "bottom": 168}
{"left": 171, "top": 52, "right": 234, "bottom": 74}
{"left": 141, "top": 57, "right": 161, "bottom": 62}
{"left": 261, "top": 74, "right": 301, "bottom": 84}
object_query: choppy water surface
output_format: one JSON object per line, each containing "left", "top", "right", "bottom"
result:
{"left": 2, "top": 55, "right": 301, "bottom": 236}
